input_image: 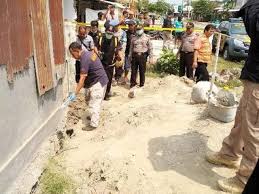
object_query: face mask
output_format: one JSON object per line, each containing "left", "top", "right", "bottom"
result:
{"left": 136, "top": 29, "right": 144, "bottom": 36}
{"left": 105, "top": 33, "right": 113, "bottom": 39}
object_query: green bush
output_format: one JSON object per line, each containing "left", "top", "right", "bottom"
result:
{"left": 154, "top": 49, "right": 180, "bottom": 75}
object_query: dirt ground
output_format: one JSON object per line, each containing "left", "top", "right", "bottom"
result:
{"left": 54, "top": 75, "right": 239, "bottom": 194}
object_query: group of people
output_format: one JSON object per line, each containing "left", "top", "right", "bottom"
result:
{"left": 67, "top": 1, "right": 259, "bottom": 193}
{"left": 176, "top": 23, "right": 215, "bottom": 82}
{"left": 68, "top": 7, "right": 154, "bottom": 129}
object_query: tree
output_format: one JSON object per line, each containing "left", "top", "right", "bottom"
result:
{"left": 148, "top": 0, "right": 170, "bottom": 15}
{"left": 223, "top": 0, "right": 236, "bottom": 10}
{"left": 192, "top": 0, "right": 217, "bottom": 21}
{"left": 137, "top": 0, "right": 150, "bottom": 12}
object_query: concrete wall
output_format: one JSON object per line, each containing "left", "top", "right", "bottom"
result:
{"left": 0, "top": 60, "right": 65, "bottom": 193}
{"left": 0, "top": 1, "right": 73, "bottom": 193}
{"left": 63, "top": 0, "right": 77, "bottom": 20}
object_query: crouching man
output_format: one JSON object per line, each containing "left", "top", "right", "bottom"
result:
{"left": 68, "top": 42, "right": 108, "bottom": 130}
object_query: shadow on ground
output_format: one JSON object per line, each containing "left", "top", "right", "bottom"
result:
{"left": 148, "top": 131, "right": 223, "bottom": 191}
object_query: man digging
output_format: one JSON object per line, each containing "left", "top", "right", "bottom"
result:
{"left": 67, "top": 42, "right": 108, "bottom": 130}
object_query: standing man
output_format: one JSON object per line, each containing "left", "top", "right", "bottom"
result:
{"left": 111, "top": 19, "right": 127, "bottom": 84}
{"left": 206, "top": 1, "right": 259, "bottom": 193}
{"left": 68, "top": 42, "right": 108, "bottom": 129}
{"left": 119, "top": 10, "right": 129, "bottom": 25}
{"left": 174, "top": 16, "right": 184, "bottom": 48}
{"left": 193, "top": 24, "right": 215, "bottom": 82}
{"left": 143, "top": 12, "right": 151, "bottom": 27}
{"left": 137, "top": 12, "right": 145, "bottom": 25}
{"left": 162, "top": 12, "right": 173, "bottom": 48}
{"left": 177, "top": 22, "right": 198, "bottom": 79}
{"left": 104, "top": 5, "right": 118, "bottom": 21}
{"left": 76, "top": 26, "right": 95, "bottom": 51}
{"left": 97, "top": 12, "right": 105, "bottom": 33}
{"left": 75, "top": 26, "right": 95, "bottom": 83}
{"left": 89, "top": 20, "right": 102, "bottom": 47}
{"left": 128, "top": 10, "right": 135, "bottom": 20}
{"left": 124, "top": 19, "right": 136, "bottom": 84}
{"left": 129, "top": 25, "right": 154, "bottom": 88}
{"left": 98, "top": 22, "right": 121, "bottom": 100}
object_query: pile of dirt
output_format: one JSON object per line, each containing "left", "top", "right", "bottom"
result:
{"left": 216, "top": 68, "right": 242, "bottom": 84}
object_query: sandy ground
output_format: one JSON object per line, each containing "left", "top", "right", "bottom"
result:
{"left": 58, "top": 75, "right": 237, "bottom": 194}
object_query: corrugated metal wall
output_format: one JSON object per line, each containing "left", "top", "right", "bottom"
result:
{"left": 49, "top": 0, "right": 65, "bottom": 65}
{"left": 0, "top": 0, "right": 33, "bottom": 81}
{"left": 0, "top": 0, "right": 65, "bottom": 95}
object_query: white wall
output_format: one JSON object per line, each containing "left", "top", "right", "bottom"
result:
{"left": 63, "top": 0, "right": 77, "bottom": 20}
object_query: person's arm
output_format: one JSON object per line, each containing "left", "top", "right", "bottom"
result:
{"left": 193, "top": 50, "right": 198, "bottom": 68}
{"left": 104, "top": 6, "right": 111, "bottom": 20}
{"left": 121, "top": 31, "right": 127, "bottom": 53}
{"left": 75, "top": 74, "right": 87, "bottom": 95}
{"left": 93, "top": 47, "right": 99, "bottom": 55}
{"left": 128, "top": 38, "right": 134, "bottom": 62}
{"left": 147, "top": 37, "right": 155, "bottom": 64}
{"left": 176, "top": 40, "right": 183, "bottom": 58}
{"left": 193, "top": 36, "right": 201, "bottom": 68}
{"left": 89, "top": 36, "right": 95, "bottom": 50}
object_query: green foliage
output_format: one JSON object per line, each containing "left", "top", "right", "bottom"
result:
{"left": 192, "top": 0, "right": 217, "bottom": 21}
{"left": 215, "top": 79, "right": 243, "bottom": 89}
{"left": 223, "top": 0, "right": 236, "bottom": 10}
{"left": 137, "top": 0, "right": 150, "bottom": 12}
{"left": 148, "top": 0, "right": 170, "bottom": 15}
{"left": 40, "top": 158, "right": 75, "bottom": 194}
{"left": 154, "top": 49, "right": 180, "bottom": 75}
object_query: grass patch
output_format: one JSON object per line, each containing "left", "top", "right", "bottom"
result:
{"left": 146, "top": 70, "right": 165, "bottom": 78}
{"left": 208, "top": 57, "right": 244, "bottom": 73}
{"left": 39, "top": 158, "right": 75, "bottom": 194}
{"left": 215, "top": 79, "right": 243, "bottom": 89}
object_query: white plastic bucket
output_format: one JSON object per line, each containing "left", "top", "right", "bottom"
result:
{"left": 208, "top": 101, "right": 238, "bottom": 123}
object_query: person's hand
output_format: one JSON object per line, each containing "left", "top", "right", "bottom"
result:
{"left": 192, "top": 61, "right": 198, "bottom": 69}
{"left": 68, "top": 93, "right": 76, "bottom": 102}
{"left": 176, "top": 53, "right": 180, "bottom": 59}
{"left": 149, "top": 57, "right": 156, "bottom": 65}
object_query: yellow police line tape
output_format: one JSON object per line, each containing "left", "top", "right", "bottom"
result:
{"left": 65, "top": 20, "right": 203, "bottom": 32}
{"left": 65, "top": 20, "right": 250, "bottom": 43}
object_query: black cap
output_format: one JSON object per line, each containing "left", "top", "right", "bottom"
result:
{"left": 125, "top": 19, "right": 136, "bottom": 25}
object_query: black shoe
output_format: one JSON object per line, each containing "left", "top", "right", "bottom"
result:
{"left": 104, "top": 96, "right": 110, "bottom": 101}
{"left": 87, "top": 116, "right": 91, "bottom": 120}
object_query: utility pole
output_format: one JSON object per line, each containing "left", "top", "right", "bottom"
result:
{"left": 187, "top": 0, "right": 191, "bottom": 19}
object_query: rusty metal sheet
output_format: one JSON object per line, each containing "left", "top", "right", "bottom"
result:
{"left": 0, "top": 0, "right": 33, "bottom": 81}
{"left": 49, "top": 0, "right": 65, "bottom": 65}
{"left": 0, "top": 0, "right": 10, "bottom": 65}
{"left": 32, "top": 0, "right": 53, "bottom": 95}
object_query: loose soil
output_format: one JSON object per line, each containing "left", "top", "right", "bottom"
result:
{"left": 56, "top": 75, "right": 237, "bottom": 194}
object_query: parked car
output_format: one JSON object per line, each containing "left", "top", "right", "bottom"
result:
{"left": 212, "top": 18, "right": 250, "bottom": 60}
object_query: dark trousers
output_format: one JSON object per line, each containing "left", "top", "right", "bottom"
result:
{"left": 103, "top": 64, "right": 114, "bottom": 97}
{"left": 179, "top": 52, "right": 194, "bottom": 78}
{"left": 242, "top": 159, "right": 259, "bottom": 194}
{"left": 195, "top": 62, "right": 209, "bottom": 82}
{"left": 75, "top": 60, "right": 81, "bottom": 83}
{"left": 130, "top": 53, "right": 147, "bottom": 88}
{"left": 115, "top": 66, "right": 124, "bottom": 81}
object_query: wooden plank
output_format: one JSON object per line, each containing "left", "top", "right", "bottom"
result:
{"left": 31, "top": 0, "right": 53, "bottom": 95}
{"left": 49, "top": 0, "right": 65, "bottom": 65}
